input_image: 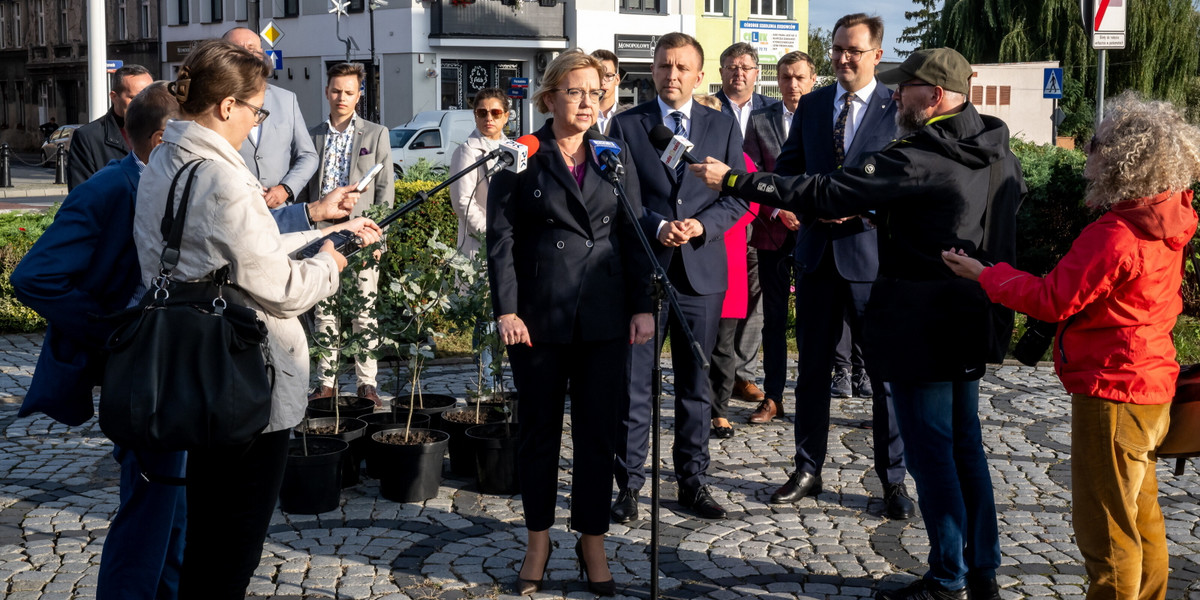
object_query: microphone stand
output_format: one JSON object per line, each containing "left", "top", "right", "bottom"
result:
{"left": 600, "top": 154, "right": 709, "bottom": 600}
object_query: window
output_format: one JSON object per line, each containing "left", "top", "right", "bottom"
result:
{"left": 410, "top": 130, "right": 441, "bottom": 149}
{"left": 348, "top": 0, "right": 365, "bottom": 13}
{"left": 58, "top": 0, "right": 66, "bottom": 41}
{"left": 283, "top": 0, "right": 299, "bottom": 18}
{"left": 201, "top": 0, "right": 222, "bottom": 23}
{"left": 620, "top": 0, "right": 660, "bottom": 13}
{"left": 704, "top": 0, "right": 725, "bottom": 15}
{"left": 139, "top": 0, "right": 150, "bottom": 37}
{"left": 749, "top": 0, "right": 787, "bottom": 18}
{"left": 116, "top": 0, "right": 127, "bottom": 40}
{"left": 13, "top": 2, "right": 21, "bottom": 46}
{"left": 0, "top": 6, "right": 7, "bottom": 49}
{"left": 35, "top": 0, "right": 44, "bottom": 46}
{"left": 168, "top": 0, "right": 189, "bottom": 25}
{"left": 235, "top": 0, "right": 247, "bottom": 21}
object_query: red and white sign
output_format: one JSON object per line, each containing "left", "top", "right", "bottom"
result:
{"left": 1091, "top": 0, "right": 1126, "bottom": 49}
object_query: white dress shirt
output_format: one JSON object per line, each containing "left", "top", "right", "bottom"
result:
{"left": 832, "top": 78, "right": 878, "bottom": 155}
{"left": 658, "top": 96, "right": 696, "bottom": 137}
{"left": 728, "top": 96, "right": 754, "bottom": 136}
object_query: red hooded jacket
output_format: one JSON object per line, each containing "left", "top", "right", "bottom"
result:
{"left": 979, "top": 190, "right": 1198, "bottom": 404}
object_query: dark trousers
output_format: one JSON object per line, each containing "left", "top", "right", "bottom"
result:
{"left": 617, "top": 281, "right": 723, "bottom": 493}
{"left": 792, "top": 255, "right": 905, "bottom": 485}
{"left": 178, "top": 428, "right": 290, "bottom": 600}
{"left": 832, "top": 307, "right": 865, "bottom": 373}
{"left": 97, "top": 447, "right": 187, "bottom": 600}
{"left": 757, "top": 246, "right": 793, "bottom": 403}
{"left": 709, "top": 317, "right": 739, "bottom": 420}
{"left": 509, "top": 339, "right": 625, "bottom": 535}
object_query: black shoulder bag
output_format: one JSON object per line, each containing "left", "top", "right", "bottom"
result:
{"left": 100, "top": 159, "right": 274, "bottom": 453}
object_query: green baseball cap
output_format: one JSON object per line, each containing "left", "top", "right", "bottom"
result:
{"left": 878, "top": 47, "right": 973, "bottom": 95}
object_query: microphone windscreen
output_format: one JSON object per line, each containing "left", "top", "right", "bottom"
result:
{"left": 515, "top": 134, "right": 540, "bottom": 157}
{"left": 649, "top": 125, "right": 676, "bottom": 152}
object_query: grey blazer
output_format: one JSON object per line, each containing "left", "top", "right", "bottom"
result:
{"left": 238, "top": 85, "right": 319, "bottom": 196}
{"left": 300, "top": 116, "right": 395, "bottom": 221}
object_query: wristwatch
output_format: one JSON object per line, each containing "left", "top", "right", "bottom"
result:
{"left": 281, "top": 183, "right": 294, "bottom": 202}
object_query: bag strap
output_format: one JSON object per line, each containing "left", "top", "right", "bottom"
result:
{"left": 158, "top": 159, "right": 208, "bottom": 273}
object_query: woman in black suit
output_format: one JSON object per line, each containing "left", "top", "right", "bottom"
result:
{"left": 487, "top": 50, "right": 653, "bottom": 597}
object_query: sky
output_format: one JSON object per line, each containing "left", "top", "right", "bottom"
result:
{"left": 808, "top": 0, "right": 918, "bottom": 61}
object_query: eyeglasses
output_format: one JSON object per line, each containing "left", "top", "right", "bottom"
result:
{"left": 555, "top": 88, "right": 606, "bottom": 103}
{"left": 235, "top": 98, "right": 270, "bottom": 125}
{"left": 828, "top": 46, "right": 879, "bottom": 62}
{"left": 722, "top": 65, "right": 758, "bottom": 73}
{"left": 602, "top": 72, "right": 619, "bottom": 82}
{"left": 474, "top": 108, "right": 506, "bottom": 119}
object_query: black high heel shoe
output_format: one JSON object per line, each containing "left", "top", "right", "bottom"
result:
{"left": 574, "top": 539, "right": 616, "bottom": 597}
{"left": 515, "top": 551, "right": 550, "bottom": 595}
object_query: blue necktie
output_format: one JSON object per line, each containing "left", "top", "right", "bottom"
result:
{"left": 671, "top": 111, "right": 687, "bottom": 179}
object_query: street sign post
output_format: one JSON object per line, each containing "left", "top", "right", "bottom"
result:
{"left": 1043, "top": 68, "right": 1064, "bottom": 99}
{"left": 265, "top": 50, "right": 283, "bottom": 71}
{"left": 1091, "top": 0, "right": 1127, "bottom": 50}
{"left": 105, "top": 60, "right": 124, "bottom": 74}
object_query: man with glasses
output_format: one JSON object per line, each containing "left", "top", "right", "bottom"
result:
{"left": 761, "top": 13, "right": 914, "bottom": 523}
{"left": 608, "top": 32, "right": 745, "bottom": 522}
{"left": 714, "top": 43, "right": 778, "bottom": 137}
{"left": 590, "top": 49, "right": 631, "bottom": 135}
{"left": 302, "top": 62, "right": 395, "bottom": 406}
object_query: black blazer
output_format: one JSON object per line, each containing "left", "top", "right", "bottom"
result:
{"left": 66, "top": 109, "right": 129, "bottom": 191}
{"left": 775, "top": 81, "right": 897, "bottom": 281}
{"left": 609, "top": 100, "right": 746, "bottom": 296}
{"left": 487, "top": 121, "right": 652, "bottom": 345}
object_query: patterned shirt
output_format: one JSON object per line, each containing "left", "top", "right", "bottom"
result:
{"left": 320, "top": 114, "right": 357, "bottom": 197}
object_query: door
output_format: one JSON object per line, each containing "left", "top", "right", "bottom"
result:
{"left": 440, "top": 59, "right": 524, "bottom": 137}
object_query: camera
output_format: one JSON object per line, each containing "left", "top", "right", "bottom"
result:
{"left": 1012, "top": 316, "right": 1057, "bottom": 366}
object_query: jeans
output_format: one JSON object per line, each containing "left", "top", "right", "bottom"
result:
{"left": 97, "top": 447, "right": 187, "bottom": 600}
{"left": 890, "top": 380, "right": 1000, "bottom": 590}
{"left": 1071, "top": 394, "right": 1170, "bottom": 600}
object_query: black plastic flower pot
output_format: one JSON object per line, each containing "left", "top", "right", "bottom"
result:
{"left": 466, "top": 422, "right": 519, "bottom": 495}
{"left": 306, "top": 395, "right": 376, "bottom": 420}
{"left": 294, "top": 417, "right": 367, "bottom": 488}
{"left": 391, "top": 392, "right": 457, "bottom": 419}
{"left": 280, "top": 437, "right": 349, "bottom": 514}
{"left": 359, "top": 412, "right": 431, "bottom": 479}
{"left": 368, "top": 427, "right": 449, "bottom": 502}
{"left": 439, "top": 408, "right": 505, "bottom": 478}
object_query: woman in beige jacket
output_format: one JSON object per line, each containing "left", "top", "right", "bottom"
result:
{"left": 132, "top": 40, "right": 379, "bottom": 599}
{"left": 449, "top": 88, "right": 510, "bottom": 257}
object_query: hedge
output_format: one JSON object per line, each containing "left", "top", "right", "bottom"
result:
{"left": 0, "top": 209, "right": 55, "bottom": 332}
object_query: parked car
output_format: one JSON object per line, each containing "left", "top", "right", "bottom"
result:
{"left": 41, "top": 124, "right": 82, "bottom": 168}
{"left": 389, "top": 110, "right": 476, "bottom": 178}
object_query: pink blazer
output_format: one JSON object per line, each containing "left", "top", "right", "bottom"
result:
{"left": 720, "top": 154, "right": 759, "bottom": 319}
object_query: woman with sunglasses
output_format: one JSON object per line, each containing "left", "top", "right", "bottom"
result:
{"left": 450, "top": 87, "right": 510, "bottom": 257}
{"left": 132, "top": 39, "right": 380, "bottom": 599}
{"left": 487, "top": 50, "right": 653, "bottom": 597}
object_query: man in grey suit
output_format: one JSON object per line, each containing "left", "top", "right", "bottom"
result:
{"left": 742, "top": 51, "right": 815, "bottom": 424}
{"left": 224, "top": 27, "right": 320, "bottom": 233}
{"left": 303, "top": 63, "right": 395, "bottom": 406}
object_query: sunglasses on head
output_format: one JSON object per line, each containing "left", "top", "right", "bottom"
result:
{"left": 475, "top": 108, "right": 506, "bottom": 119}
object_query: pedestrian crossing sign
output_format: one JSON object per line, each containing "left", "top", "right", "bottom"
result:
{"left": 1043, "top": 68, "right": 1063, "bottom": 99}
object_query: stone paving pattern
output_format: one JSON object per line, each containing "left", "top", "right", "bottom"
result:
{"left": 1, "top": 333, "right": 1199, "bottom": 599}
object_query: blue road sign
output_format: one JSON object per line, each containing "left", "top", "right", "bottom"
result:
{"left": 106, "top": 60, "right": 124, "bottom": 73}
{"left": 1043, "top": 68, "right": 1064, "bottom": 99}
{"left": 510, "top": 77, "right": 530, "bottom": 87}
{"left": 265, "top": 50, "right": 283, "bottom": 71}
{"left": 508, "top": 88, "right": 528, "bottom": 99}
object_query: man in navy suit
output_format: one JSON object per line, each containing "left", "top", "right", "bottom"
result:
{"left": 743, "top": 50, "right": 815, "bottom": 424}
{"left": 713, "top": 42, "right": 779, "bottom": 409}
{"left": 764, "top": 13, "right": 914, "bottom": 520}
{"left": 11, "top": 83, "right": 187, "bottom": 600}
{"left": 609, "top": 32, "right": 746, "bottom": 521}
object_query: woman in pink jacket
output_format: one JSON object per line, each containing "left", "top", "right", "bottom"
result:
{"left": 943, "top": 93, "right": 1200, "bottom": 600}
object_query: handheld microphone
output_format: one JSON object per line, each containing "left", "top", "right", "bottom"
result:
{"left": 486, "top": 134, "right": 540, "bottom": 177}
{"left": 649, "top": 124, "right": 699, "bottom": 169}
{"left": 588, "top": 138, "right": 622, "bottom": 173}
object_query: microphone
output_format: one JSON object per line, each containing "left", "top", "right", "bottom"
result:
{"left": 588, "top": 138, "right": 622, "bottom": 174}
{"left": 486, "top": 134, "right": 540, "bottom": 177}
{"left": 649, "top": 124, "right": 699, "bottom": 169}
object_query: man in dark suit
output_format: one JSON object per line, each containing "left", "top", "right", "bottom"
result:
{"left": 765, "top": 13, "right": 914, "bottom": 520}
{"left": 712, "top": 42, "right": 780, "bottom": 410}
{"left": 609, "top": 32, "right": 746, "bottom": 521}
{"left": 303, "top": 62, "right": 395, "bottom": 406}
{"left": 12, "top": 83, "right": 187, "bottom": 600}
{"left": 66, "top": 64, "right": 153, "bottom": 190}
{"left": 742, "top": 50, "right": 815, "bottom": 424}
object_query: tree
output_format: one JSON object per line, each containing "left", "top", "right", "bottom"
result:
{"left": 895, "top": 0, "right": 943, "bottom": 57}
{"left": 808, "top": 26, "right": 833, "bottom": 78}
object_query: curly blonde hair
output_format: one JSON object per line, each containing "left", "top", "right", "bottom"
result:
{"left": 1084, "top": 91, "right": 1200, "bottom": 209}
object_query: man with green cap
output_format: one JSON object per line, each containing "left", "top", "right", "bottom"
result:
{"left": 687, "top": 47, "right": 1025, "bottom": 600}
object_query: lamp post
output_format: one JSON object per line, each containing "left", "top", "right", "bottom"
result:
{"left": 368, "top": 0, "right": 387, "bottom": 123}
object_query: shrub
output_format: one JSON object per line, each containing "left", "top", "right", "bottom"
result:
{"left": 1009, "top": 139, "right": 1093, "bottom": 277}
{"left": 0, "top": 209, "right": 57, "bottom": 332}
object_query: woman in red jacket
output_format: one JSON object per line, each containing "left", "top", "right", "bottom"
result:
{"left": 943, "top": 92, "right": 1200, "bottom": 600}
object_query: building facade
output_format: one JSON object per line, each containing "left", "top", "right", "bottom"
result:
{"left": 693, "top": 0, "right": 808, "bottom": 99}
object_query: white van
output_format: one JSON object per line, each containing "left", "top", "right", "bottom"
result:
{"left": 389, "top": 110, "right": 476, "bottom": 177}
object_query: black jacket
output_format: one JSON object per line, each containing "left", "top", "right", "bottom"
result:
{"left": 66, "top": 109, "right": 129, "bottom": 191}
{"left": 487, "top": 122, "right": 653, "bottom": 345}
{"left": 725, "top": 103, "right": 1025, "bottom": 379}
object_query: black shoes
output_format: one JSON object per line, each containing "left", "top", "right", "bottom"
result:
{"left": 875, "top": 579, "right": 968, "bottom": 600}
{"left": 831, "top": 369, "right": 852, "bottom": 398}
{"left": 770, "top": 471, "right": 822, "bottom": 504}
{"left": 883, "top": 483, "right": 916, "bottom": 520}
{"left": 852, "top": 369, "right": 873, "bottom": 398}
{"left": 610, "top": 488, "right": 639, "bottom": 524}
{"left": 574, "top": 539, "right": 616, "bottom": 596}
{"left": 678, "top": 484, "right": 728, "bottom": 519}
{"left": 515, "top": 551, "right": 551, "bottom": 595}
{"left": 966, "top": 573, "right": 1001, "bottom": 600}
{"left": 711, "top": 418, "right": 735, "bottom": 439}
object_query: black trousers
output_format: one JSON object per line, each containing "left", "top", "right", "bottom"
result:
{"left": 179, "top": 428, "right": 290, "bottom": 600}
{"left": 708, "top": 317, "right": 740, "bottom": 420}
{"left": 757, "top": 246, "right": 794, "bottom": 403}
{"left": 509, "top": 338, "right": 627, "bottom": 535}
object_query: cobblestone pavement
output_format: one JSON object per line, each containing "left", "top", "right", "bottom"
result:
{"left": 1, "top": 333, "right": 1199, "bottom": 599}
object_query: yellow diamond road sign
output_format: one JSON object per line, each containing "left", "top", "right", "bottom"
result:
{"left": 260, "top": 21, "right": 284, "bottom": 48}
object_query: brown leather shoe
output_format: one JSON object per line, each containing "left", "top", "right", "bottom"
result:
{"left": 307, "top": 385, "right": 334, "bottom": 402}
{"left": 748, "top": 398, "right": 783, "bottom": 423}
{"left": 358, "top": 384, "right": 382, "bottom": 407}
{"left": 733, "top": 379, "right": 766, "bottom": 402}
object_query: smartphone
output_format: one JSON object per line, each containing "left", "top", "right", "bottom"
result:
{"left": 353, "top": 163, "right": 385, "bottom": 193}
